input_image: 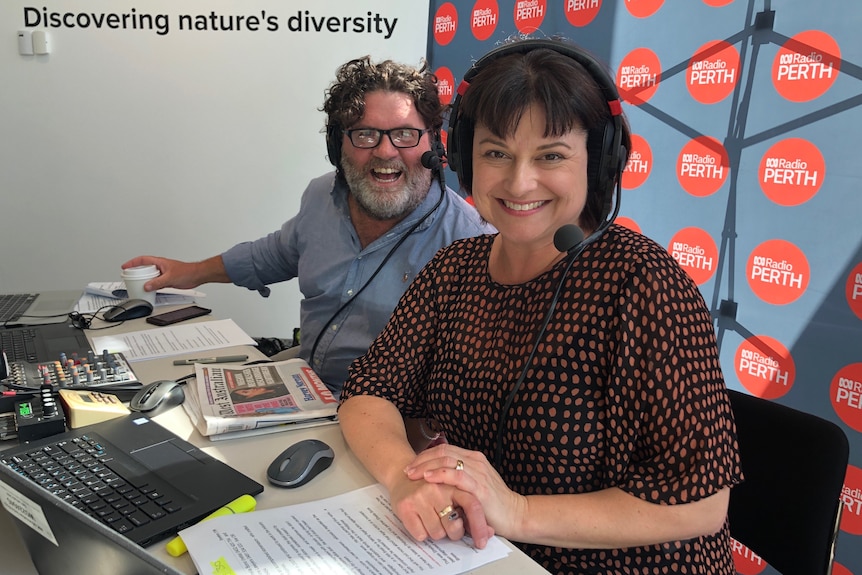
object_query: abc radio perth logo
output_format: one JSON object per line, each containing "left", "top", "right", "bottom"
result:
{"left": 735, "top": 335, "right": 795, "bottom": 399}
{"left": 676, "top": 136, "right": 729, "bottom": 197}
{"left": 746, "top": 239, "right": 810, "bottom": 306}
{"left": 846, "top": 261, "right": 862, "bottom": 320}
{"left": 687, "top": 40, "right": 740, "bottom": 104}
{"left": 470, "top": 0, "right": 498, "bottom": 41}
{"left": 564, "top": 0, "right": 600, "bottom": 28}
{"left": 433, "top": 2, "right": 457, "bottom": 46}
{"left": 617, "top": 48, "right": 661, "bottom": 105}
{"left": 622, "top": 134, "right": 652, "bottom": 190}
{"left": 514, "top": 0, "right": 546, "bottom": 34}
{"left": 772, "top": 30, "right": 840, "bottom": 102}
{"left": 758, "top": 138, "right": 825, "bottom": 206}
{"left": 669, "top": 227, "right": 718, "bottom": 286}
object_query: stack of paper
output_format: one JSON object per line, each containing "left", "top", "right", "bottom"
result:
{"left": 76, "top": 282, "right": 205, "bottom": 313}
{"left": 180, "top": 484, "right": 511, "bottom": 575}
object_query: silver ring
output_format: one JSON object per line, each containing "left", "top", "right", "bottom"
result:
{"left": 454, "top": 459, "right": 464, "bottom": 471}
{"left": 446, "top": 508, "right": 461, "bottom": 521}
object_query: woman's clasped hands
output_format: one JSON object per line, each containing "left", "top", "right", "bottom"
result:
{"left": 397, "top": 444, "right": 525, "bottom": 550}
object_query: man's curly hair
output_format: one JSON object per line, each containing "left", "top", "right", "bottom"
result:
{"left": 322, "top": 56, "right": 444, "bottom": 142}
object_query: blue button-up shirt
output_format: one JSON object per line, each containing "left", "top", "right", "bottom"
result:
{"left": 221, "top": 172, "right": 492, "bottom": 397}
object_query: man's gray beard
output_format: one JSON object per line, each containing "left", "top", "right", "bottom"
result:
{"left": 342, "top": 158, "right": 432, "bottom": 221}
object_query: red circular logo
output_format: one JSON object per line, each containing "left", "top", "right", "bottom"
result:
{"left": 433, "top": 3, "right": 458, "bottom": 46}
{"left": 772, "top": 30, "right": 841, "bottom": 102}
{"left": 687, "top": 40, "right": 740, "bottom": 104}
{"left": 703, "top": 0, "right": 734, "bottom": 6}
{"left": 746, "top": 239, "right": 810, "bottom": 305}
{"left": 676, "top": 136, "right": 729, "bottom": 197}
{"left": 617, "top": 48, "right": 662, "bottom": 105}
{"left": 831, "top": 563, "right": 853, "bottom": 575}
{"left": 840, "top": 465, "right": 862, "bottom": 536}
{"left": 615, "top": 216, "right": 641, "bottom": 234}
{"left": 435, "top": 66, "right": 456, "bottom": 106}
{"left": 622, "top": 134, "right": 652, "bottom": 189}
{"left": 759, "top": 138, "right": 825, "bottom": 206}
{"left": 846, "top": 261, "right": 862, "bottom": 320}
{"left": 830, "top": 362, "right": 862, "bottom": 434}
{"left": 470, "top": 0, "right": 499, "bottom": 41}
{"left": 669, "top": 227, "right": 718, "bottom": 286}
{"left": 732, "top": 538, "right": 767, "bottom": 575}
{"left": 624, "top": 0, "right": 664, "bottom": 18}
{"left": 564, "top": 0, "right": 601, "bottom": 27}
{"left": 514, "top": 0, "right": 547, "bottom": 33}
{"left": 735, "top": 335, "right": 795, "bottom": 399}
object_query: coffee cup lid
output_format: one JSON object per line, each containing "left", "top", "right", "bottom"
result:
{"left": 121, "top": 265, "right": 161, "bottom": 279}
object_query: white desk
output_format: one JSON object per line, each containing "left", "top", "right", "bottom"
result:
{"left": 1, "top": 312, "right": 549, "bottom": 575}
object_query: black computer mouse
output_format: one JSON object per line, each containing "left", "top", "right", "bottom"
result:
{"left": 129, "top": 379, "right": 185, "bottom": 413}
{"left": 266, "top": 439, "right": 334, "bottom": 488}
{"left": 103, "top": 298, "right": 154, "bottom": 322}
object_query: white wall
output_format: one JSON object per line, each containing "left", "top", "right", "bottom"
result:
{"left": 0, "top": 0, "right": 429, "bottom": 337}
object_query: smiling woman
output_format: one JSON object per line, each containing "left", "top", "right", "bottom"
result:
{"left": 338, "top": 37, "right": 743, "bottom": 575}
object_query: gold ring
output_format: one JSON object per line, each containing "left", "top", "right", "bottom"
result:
{"left": 454, "top": 459, "right": 464, "bottom": 471}
{"left": 437, "top": 505, "right": 454, "bottom": 519}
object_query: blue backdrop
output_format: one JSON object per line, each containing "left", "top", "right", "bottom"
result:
{"left": 426, "top": 1, "right": 862, "bottom": 573}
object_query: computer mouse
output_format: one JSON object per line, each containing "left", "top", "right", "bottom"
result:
{"left": 266, "top": 439, "right": 334, "bottom": 488}
{"left": 129, "top": 379, "right": 185, "bottom": 413}
{"left": 103, "top": 298, "right": 154, "bottom": 322}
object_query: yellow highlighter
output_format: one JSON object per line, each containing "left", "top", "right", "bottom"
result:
{"left": 165, "top": 494, "right": 257, "bottom": 557}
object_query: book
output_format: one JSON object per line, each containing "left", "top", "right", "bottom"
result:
{"left": 182, "top": 358, "right": 338, "bottom": 439}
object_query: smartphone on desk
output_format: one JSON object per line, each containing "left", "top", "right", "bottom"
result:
{"left": 146, "top": 305, "right": 212, "bottom": 326}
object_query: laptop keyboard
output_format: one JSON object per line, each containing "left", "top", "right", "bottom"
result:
{"left": 0, "top": 293, "right": 36, "bottom": 323}
{"left": 1, "top": 433, "right": 187, "bottom": 538}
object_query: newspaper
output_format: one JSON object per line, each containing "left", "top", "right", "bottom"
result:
{"left": 182, "top": 358, "right": 338, "bottom": 438}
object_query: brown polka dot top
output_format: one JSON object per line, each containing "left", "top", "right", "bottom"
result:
{"left": 342, "top": 225, "right": 743, "bottom": 574}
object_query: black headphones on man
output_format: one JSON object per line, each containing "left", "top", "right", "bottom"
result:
{"left": 446, "top": 38, "right": 627, "bottom": 226}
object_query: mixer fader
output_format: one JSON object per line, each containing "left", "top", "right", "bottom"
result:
{"left": 3, "top": 350, "right": 140, "bottom": 391}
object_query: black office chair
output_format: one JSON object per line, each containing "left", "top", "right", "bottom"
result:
{"left": 727, "top": 389, "right": 850, "bottom": 575}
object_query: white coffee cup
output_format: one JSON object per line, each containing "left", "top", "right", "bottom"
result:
{"left": 121, "top": 265, "right": 161, "bottom": 305}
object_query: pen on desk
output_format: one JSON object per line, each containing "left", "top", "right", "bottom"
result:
{"left": 172, "top": 355, "right": 248, "bottom": 366}
{"left": 165, "top": 494, "right": 257, "bottom": 557}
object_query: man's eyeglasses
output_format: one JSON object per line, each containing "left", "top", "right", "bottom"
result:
{"left": 344, "top": 128, "right": 429, "bottom": 149}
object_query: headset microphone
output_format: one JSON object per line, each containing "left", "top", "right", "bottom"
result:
{"left": 421, "top": 140, "right": 447, "bottom": 191}
{"left": 553, "top": 224, "right": 586, "bottom": 253}
{"left": 421, "top": 150, "right": 441, "bottom": 170}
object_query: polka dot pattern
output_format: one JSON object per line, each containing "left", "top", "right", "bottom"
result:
{"left": 342, "top": 225, "right": 743, "bottom": 574}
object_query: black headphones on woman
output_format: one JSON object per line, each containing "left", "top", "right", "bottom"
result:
{"left": 446, "top": 38, "right": 627, "bottom": 225}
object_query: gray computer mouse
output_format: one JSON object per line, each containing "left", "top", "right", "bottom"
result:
{"left": 103, "top": 298, "right": 154, "bottom": 322}
{"left": 129, "top": 379, "right": 185, "bottom": 413}
{"left": 266, "top": 439, "right": 334, "bottom": 488}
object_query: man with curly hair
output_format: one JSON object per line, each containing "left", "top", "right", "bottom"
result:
{"left": 123, "top": 56, "right": 491, "bottom": 398}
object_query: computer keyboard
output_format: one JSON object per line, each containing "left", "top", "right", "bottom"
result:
{"left": 0, "top": 293, "right": 36, "bottom": 323}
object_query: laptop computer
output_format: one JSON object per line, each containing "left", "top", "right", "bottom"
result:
{"left": 0, "top": 414, "right": 264, "bottom": 574}
{"left": 0, "top": 290, "right": 83, "bottom": 326}
{"left": 1, "top": 320, "right": 92, "bottom": 363}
